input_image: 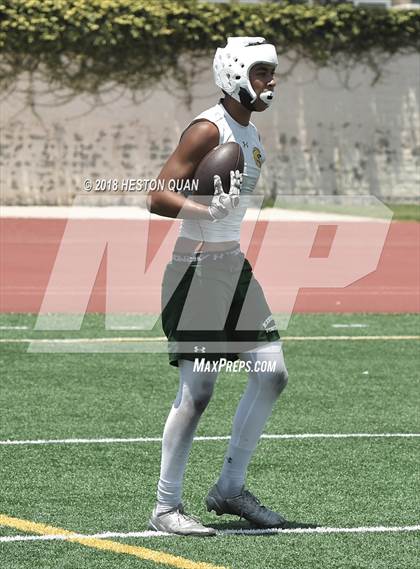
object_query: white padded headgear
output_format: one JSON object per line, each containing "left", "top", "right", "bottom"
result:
{"left": 213, "top": 37, "right": 278, "bottom": 108}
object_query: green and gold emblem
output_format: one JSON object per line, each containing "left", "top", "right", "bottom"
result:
{"left": 253, "top": 147, "right": 262, "bottom": 168}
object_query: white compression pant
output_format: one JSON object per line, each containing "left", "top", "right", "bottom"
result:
{"left": 156, "top": 342, "right": 288, "bottom": 510}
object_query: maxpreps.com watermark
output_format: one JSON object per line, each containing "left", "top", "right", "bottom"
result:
{"left": 82, "top": 178, "right": 199, "bottom": 193}
{"left": 193, "top": 358, "right": 277, "bottom": 373}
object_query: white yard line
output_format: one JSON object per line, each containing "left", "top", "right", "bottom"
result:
{"left": 1, "top": 525, "right": 419, "bottom": 542}
{"left": 0, "top": 337, "right": 168, "bottom": 343}
{"left": 0, "top": 335, "right": 419, "bottom": 344}
{"left": 1, "top": 206, "right": 386, "bottom": 222}
{"left": 0, "top": 433, "right": 418, "bottom": 446}
{"left": 332, "top": 324, "right": 368, "bottom": 328}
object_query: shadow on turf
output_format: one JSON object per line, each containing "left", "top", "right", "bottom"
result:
{"left": 208, "top": 519, "right": 318, "bottom": 533}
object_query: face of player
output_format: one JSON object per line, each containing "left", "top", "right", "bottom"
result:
{"left": 249, "top": 63, "right": 276, "bottom": 112}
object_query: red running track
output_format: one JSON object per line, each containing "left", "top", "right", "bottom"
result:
{"left": 0, "top": 218, "right": 419, "bottom": 314}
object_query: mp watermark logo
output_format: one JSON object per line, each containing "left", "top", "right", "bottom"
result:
{"left": 29, "top": 193, "right": 392, "bottom": 354}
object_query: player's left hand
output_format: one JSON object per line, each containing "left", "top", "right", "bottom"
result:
{"left": 228, "top": 169, "right": 242, "bottom": 208}
{"left": 209, "top": 170, "right": 242, "bottom": 220}
{"left": 209, "top": 170, "right": 242, "bottom": 221}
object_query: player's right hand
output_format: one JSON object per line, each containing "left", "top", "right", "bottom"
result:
{"left": 208, "top": 170, "right": 242, "bottom": 221}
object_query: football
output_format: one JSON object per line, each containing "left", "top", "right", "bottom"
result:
{"left": 190, "top": 142, "right": 244, "bottom": 201}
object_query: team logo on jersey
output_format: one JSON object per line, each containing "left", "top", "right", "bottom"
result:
{"left": 253, "top": 147, "right": 262, "bottom": 168}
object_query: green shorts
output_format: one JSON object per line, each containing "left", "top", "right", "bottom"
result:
{"left": 161, "top": 247, "right": 280, "bottom": 367}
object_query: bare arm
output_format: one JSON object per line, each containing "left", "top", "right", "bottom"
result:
{"left": 147, "top": 121, "right": 219, "bottom": 220}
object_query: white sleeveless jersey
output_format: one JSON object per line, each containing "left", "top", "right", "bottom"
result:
{"left": 179, "top": 102, "right": 265, "bottom": 242}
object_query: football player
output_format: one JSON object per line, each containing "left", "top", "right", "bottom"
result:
{"left": 147, "top": 37, "right": 289, "bottom": 536}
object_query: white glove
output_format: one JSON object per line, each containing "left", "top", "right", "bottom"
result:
{"left": 208, "top": 170, "right": 242, "bottom": 221}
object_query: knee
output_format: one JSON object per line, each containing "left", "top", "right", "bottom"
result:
{"left": 175, "top": 362, "right": 217, "bottom": 416}
{"left": 190, "top": 381, "right": 214, "bottom": 413}
{"left": 247, "top": 343, "right": 289, "bottom": 397}
{"left": 277, "top": 366, "right": 289, "bottom": 393}
{"left": 179, "top": 376, "right": 214, "bottom": 416}
{"left": 262, "top": 365, "right": 288, "bottom": 397}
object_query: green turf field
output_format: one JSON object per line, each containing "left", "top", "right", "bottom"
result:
{"left": 265, "top": 199, "right": 420, "bottom": 222}
{"left": 1, "top": 313, "right": 419, "bottom": 569}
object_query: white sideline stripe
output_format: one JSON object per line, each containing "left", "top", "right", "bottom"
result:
{"left": 0, "top": 337, "right": 168, "bottom": 343}
{"left": 1, "top": 206, "right": 386, "bottom": 222}
{"left": 0, "top": 326, "right": 29, "bottom": 330}
{"left": 1, "top": 525, "right": 419, "bottom": 542}
{"left": 1, "top": 335, "right": 419, "bottom": 344}
{"left": 332, "top": 324, "right": 368, "bottom": 328}
{"left": 1, "top": 433, "right": 419, "bottom": 446}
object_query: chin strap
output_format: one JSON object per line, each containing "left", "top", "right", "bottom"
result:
{"left": 238, "top": 88, "right": 257, "bottom": 111}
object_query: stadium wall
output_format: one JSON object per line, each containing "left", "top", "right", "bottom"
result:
{"left": 1, "top": 52, "right": 419, "bottom": 205}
